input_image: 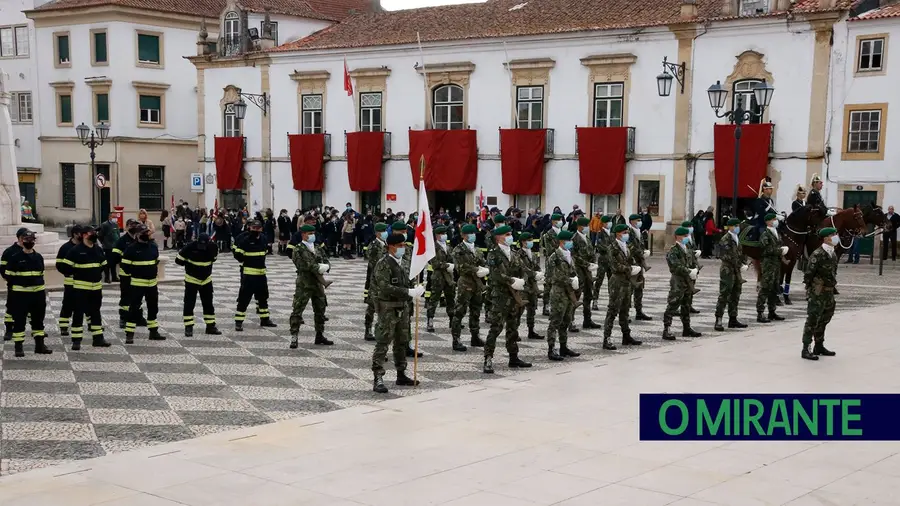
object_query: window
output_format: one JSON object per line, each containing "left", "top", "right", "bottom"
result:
{"left": 139, "top": 95, "right": 161, "bottom": 124}
{"left": 10, "top": 92, "right": 32, "bottom": 123}
{"left": 433, "top": 84, "right": 464, "bottom": 130}
{"left": 858, "top": 38, "right": 885, "bottom": 72}
{"left": 136, "top": 32, "right": 161, "bottom": 65}
{"left": 223, "top": 103, "right": 242, "bottom": 137}
{"left": 739, "top": 0, "right": 769, "bottom": 16}
{"left": 637, "top": 181, "right": 661, "bottom": 217}
{"left": 0, "top": 26, "right": 28, "bottom": 57}
{"left": 359, "top": 92, "right": 382, "bottom": 132}
{"left": 301, "top": 191, "right": 322, "bottom": 210}
{"left": 593, "top": 83, "right": 623, "bottom": 127}
{"left": 261, "top": 20, "right": 278, "bottom": 45}
{"left": 848, "top": 110, "right": 881, "bottom": 153}
{"left": 58, "top": 93, "right": 72, "bottom": 125}
{"left": 92, "top": 30, "right": 108, "bottom": 65}
{"left": 223, "top": 12, "right": 240, "bottom": 56}
{"left": 516, "top": 86, "right": 543, "bottom": 129}
{"left": 96, "top": 93, "right": 110, "bottom": 123}
{"left": 61, "top": 163, "right": 76, "bottom": 208}
{"left": 55, "top": 32, "right": 70, "bottom": 66}
{"left": 138, "top": 165, "right": 164, "bottom": 211}
{"left": 221, "top": 189, "right": 246, "bottom": 210}
{"left": 732, "top": 79, "right": 764, "bottom": 125}
{"left": 590, "top": 194, "right": 620, "bottom": 216}
{"left": 301, "top": 94, "right": 323, "bottom": 134}
{"left": 514, "top": 195, "right": 541, "bottom": 214}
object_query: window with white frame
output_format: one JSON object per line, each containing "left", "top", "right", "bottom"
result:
{"left": 260, "top": 20, "right": 278, "bottom": 45}
{"left": 138, "top": 95, "right": 161, "bottom": 124}
{"left": 301, "top": 94, "right": 323, "bottom": 134}
{"left": 848, "top": 110, "right": 881, "bottom": 153}
{"left": 223, "top": 103, "right": 242, "bottom": 137}
{"left": 739, "top": 0, "right": 769, "bottom": 16}
{"left": 9, "top": 92, "right": 32, "bottom": 123}
{"left": 593, "top": 83, "right": 623, "bottom": 127}
{"left": 858, "top": 38, "right": 885, "bottom": 72}
{"left": 0, "top": 25, "right": 28, "bottom": 57}
{"left": 514, "top": 195, "right": 541, "bottom": 214}
{"left": 359, "top": 92, "right": 382, "bottom": 132}
{"left": 223, "top": 12, "right": 240, "bottom": 55}
{"left": 516, "top": 86, "right": 543, "bottom": 129}
{"left": 732, "top": 79, "right": 764, "bottom": 124}
{"left": 637, "top": 181, "right": 661, "bottom": 217}
{"left": 590, "top": 194, "right": 621, "bottom": 217}
{"left": 433, "top": 84, "right": 464, "bottom": 130}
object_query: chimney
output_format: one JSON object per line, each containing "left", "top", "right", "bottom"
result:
{"left": 258, "top": 11, "right": 275, "bottom": 50}
{"left": 775, "top": 0, "right": 791, "bottom": 10}
{"left": 721, "top": 0, "right": 734, "bottom": 17}
{"left": 681, "top": 0, "right": 699, "bottom": 19}
{"left": 371, "top": 0, "right": 383, "bottom": 12}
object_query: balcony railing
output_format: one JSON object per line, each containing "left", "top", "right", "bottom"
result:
{"left": 343, "top": 131, "right": 392, "bottom": 159}
{"left": 218, "top": 36, "right": 247, "bottom": 57}
{"left": 574, "top": 126, "right": 636, "bottom": 158}
{"left": 769, "top": 123, "right": 775, "bottom": 155}
{"left": 497, "top": 128, "right": 555, "bottom": 160}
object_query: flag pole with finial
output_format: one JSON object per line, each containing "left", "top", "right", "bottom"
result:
{"left": 413, "top": 154, "right": 426, "bottom": 386}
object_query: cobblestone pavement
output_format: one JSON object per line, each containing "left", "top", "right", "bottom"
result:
{"left": 0, "top": 250, "right": 896, "bottom": 476}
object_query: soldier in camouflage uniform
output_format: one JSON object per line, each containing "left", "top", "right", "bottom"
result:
{"left": 662, "top": 227, "right": 701, "bottom": 340}
{"left": 482, "top": 225, "right": 531, "bottom": 373}
{"left": 714, "top": 218, "right": 749, "bottom": 331}
{"left": 371, "top": 234, "right": 426, "bottom": 393}
{"left": 627, "top": 214, "right": 653, "bottom": 321}
{"left": 363, "top": 223, "right": 388, "bottom": 341}
{"left": 546, "top": 230, "right": 582, "bottom": 360}
{"left": 540, "top": 213, "right": 564, "bottom": 316}
{"left": 289, "top": 225, "right": 333, "bottom": 348}
{"left": 514, "top": 232, "right": 544, "bottom": 341}
{"left": 451, "top": 224, "right": 487, "bottom": 349}
{"left": 801, "top": 227, "right": 838, "bottom": 361}
{"left": 756, "top": 212, "right": 786, "bottom": 323}
{"left": 426, "top": 226, "right": 462, "bottom": 351}
{"left": 591, "top": 215, "right": 613, "bottom": 311}
{"left": 573, "top": 217, "right": 601, "bottom": 329}
{"left": 482, "top": 214, "right": 506, "bottom": 323}
{"left": 604, "top": 224, "right": 642, "bottom": 349}
{"left": 681, "top": 220, "right": 701, "bottom": 314}
{"left": 392, "top": 221, "right": 422, "bottom": 358}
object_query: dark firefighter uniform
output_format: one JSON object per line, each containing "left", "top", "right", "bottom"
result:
{"left": 0, "top": 229, "right": 25, "bottom": 339}
{"left": 120, "top": 226, "right": 161, "bottom": 343}
{"left": 176, "top": 233, "right": 221, "bottom": 337}
{"left": 233, "top": 221, "right": 277, "bottom": 330}
{"left": 110, "top": 220, "right": 145, "bottom": 328}
{"left": 55, "top": 225, "right": 83, "bottom": 336}
{"left": 60, "top": 229, "right": 110, "bottom": 350}
{"left": 6, "top": 231, "right": 52, "bottom": 357}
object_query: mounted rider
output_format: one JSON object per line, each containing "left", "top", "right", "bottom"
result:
{"left": 806, "top": 173, "right": 828, "bottom": 216}
{"left": 751, "top": 177, "right": 781, "bottom": 240}
{"left": 791, "top": 186, "right": 806, "bottom": 213}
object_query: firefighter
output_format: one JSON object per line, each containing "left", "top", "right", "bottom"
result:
{"left": 0, "top": 227, "right": 26, "bottom": 340}
{"left": 175, "top": 233, "right": 221, "bottom": 337}
{"left": 120, "top": 224, "right": 161, "bottom": 343}
{"left": 233, "top": 219, "right": 277, "bottom": 330}
{"left": 61, "top": 226, "right": 110, "bottom": 350}
{"left": 55, "top": 224, "right": 84, "bottom": 336}
{"left": 110, "top": 219, "right": 146, "bottom": 328}
{"left": 6, "top": 231, "right": 52, "bottom": 357}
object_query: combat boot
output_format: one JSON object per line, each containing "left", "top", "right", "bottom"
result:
{"left": 756, "top": 312, "right": 770, "bottom": 323}
{"left": 289, "top": 335, "right": 299, "bottom": 349}
{"left": 314, "top": 333, "right": 334, "bottom": 346}
{"left": 602, "top": 335, "right": 617, "bottom": 351}
{"left": 689, "top": 307, "right": 700, "bottom": 314}
{"left": 364, "top": 330, "right": 376, "bottom": 341}
{"left": 527, "top": 329, "right": 544, "bottom": 340}
{"left": 60, "top": 327, "right": 69, "bottom": 337}
{"left": 3, "top": 326, "right": 11, "bottom": 341}
{"left": 137, "top": 315, "right": 148, "bottom": 327}
{"left": 548, "top": 344, "right": 563, "bottom": 361}
{"left": 768, "top": 311, "right": 785, "bottom": 321}
{"left": 483, "top": 356, "right": 494, "bottom": 374}
{"left": 125, "top": 332, "right": 135, "bottom": 344}
{"left": 568, "top": 324, "right": 580, "bottom": 334}
{"left": 34, "top": 337, "right": 52, "bottom": 355}
{"left": 802, "top": 345, "right": 819, "bottom": 361}
{"left": 635, "top": 311, "right": 653, "bottom": 321}
{"left": 509, "top": 354, "right": 531, "bottom": 368}
{"left": 13, "top": 341, "right": 24, "bottom": 357}
{"left": 234, "top": 321, "right": 244, "bottom": 332}
{"left": 373, "top": 375, "right": 389, "bottom": 393}
{"left": 396, "top": 371, "right": 420, "bottom": 386}
{"left": 622, "top": 333, "right": 643, "bottom": 346}
{"left": 470, "top": 334, "right": 485, "bottom": 347}
{"left": 813, "top": 342, "right": 836, "bottom": 357}
{"left": 118, "top": 318, "right": 127, "bottom": 329}
{"left": 426, "top": 317, "right": 435, "bottom": 333}
{"left": 260, "top": 318, "right": 277, "bottom": 328}
{"left": 452, "top": 337, "right": 467, "bottom": 352}
{"left": 148, "top": 328, "right": 165, "bottom": 341}
{"left": 714, "top": 318, "right": 725, "bottom": 332}
{"left": 783, "top": 294, "right": 793, "bottom": 305}
{"left": 560, "top": 345, "right": 581, "bottom": 358}
{"left": 582, "top": 319, "right": 601, "bottom": 330}
{"left": 728, "top": 318, "right": 747, "bottom": 329}
{"left": 92, "top": 335, "right": 111, "bottom": 347}
{"left": 682, "top": 326, "right": 702, "bottom": 338}
{"left": 71, "top": 338, "right": 81, "bottom": 351}
{"left": 184, "top": 326, "right": 194, "bottom": 337}
{"left": 662, "top": 325, "right": 676, "bottom": 341}
{"left": 591, "top": 302, "right": 599, "bottom": 311}
{"left": 542, "top": 305, "right": 549, "bottom": 316}
{"left": 205, "top": 324, "right": 222, "bottom": 335}
{"left": 405, "top": 345, "right": 423, "bottom": 357}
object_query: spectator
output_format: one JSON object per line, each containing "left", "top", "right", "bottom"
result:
{"left": 703, "top": 210, "right": 720, "bottom": 259}
{"left": 341, "top": 213, "right": 356, "bottom": 259}
{"left": 277, "top": 209, "right": 292, "bottom": 255}
{"left": 846, "top": 237, "right": 860, "bottom": 265}
{"left": 98, "top": 212, "right": 121, "bottom": 283}
{"left": 160, "top": 210, "right": 171, "bottom": 250}
{"left": 173, "top": 216, "right": 186, "bottom": 249}
{"left": 137, "top": 208, "right": 155, "bottom": 235}
{"left": 589, "top": 211, "right": 602, "bottom": 243}
{"left": 884, "top": 205, "right": 900, "bottom": 261}
{"left": 20, "top": 200, "right": 35, "bottom": 222}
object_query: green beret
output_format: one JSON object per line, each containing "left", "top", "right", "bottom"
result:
{"left": 681, "top": 221, "right": 692, "bottom": 228}
{"left": 557, "top": 230, "right": 574, "bottom": 240}
{"left": 600, "top": 216, "right": 611, "bottom": 223}
{"left": 818, "top": 227, "right": 837, "bottom": 238}
{"left": 764, "top": 213, "right": 777, "bottom": 221}
{"left": 461, "top": 224, "right": 477, "bottom": 234}
{"left": 374, "top": 223, "right": 388, "bottom": 232}
{"left": 727, "top": 218, "right": 741, "bottom": 226}
{"left": 300, "top": 224, "right": 316, "bottom": 232}
{"left": 629, "top": 214, "right": 641, "bottom": 221}
{"left": 493, "top": 215, "right": 506, "bottom": 223}
{"left": 493, "top": 225, "right": 511, "bottom": 236}
{"left": 433, "top": 226, "right": 447, "bottom": 234}
{"left": 386, "top": 234, "right": 405, "bottom": 245}
{"left": 675, "top": 227, "right": 690, "bottom": 236}
{"left": 391, "top": 222, "right": 407, "bottom": 232}
{"left": 576, "top": 217, "right": 590, "bottom": 226}
{"left": 613, "top": 224, "right": 629, "bottom": 234}
{"left": 551, "top": 213, "right": 563, "bottom": 221}
{"left": 518, "top": 232, "right": 533, "bottom": 241}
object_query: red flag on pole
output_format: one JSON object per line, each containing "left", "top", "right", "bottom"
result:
{"left": 171, "top": 194, "right": 174, "bottom": 211}
{"left": 343, "top": 58, "right": 353, "bottom": 97}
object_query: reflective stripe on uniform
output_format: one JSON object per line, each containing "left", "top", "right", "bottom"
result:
{"left": 120, "top": 259, "right": 157, "bottom": 266}
{"left": 73, "top": 262, "right": 105, "bottom": 268}
{"left": 12, "top": 285, "right": 45, "bottom": 292}
{"left": 73, "top": 281, "right": 103, "bottom": 290}
{"left": 185, "top": 275, "right": 212, "bottom": 285}
{"left": 242, "top": 267, "right": 266, "bottom": 275}
{"left": 6, "top": 271, "right": 44, "bottom": 276}
{"left": 176, "top": 255, "right": 212, "bottom": 267}
{"left": 242, "top": 250, "right": 267, "bottom": 257}
{"left": 130, "top": 278, "right": 158, "bottom": 287}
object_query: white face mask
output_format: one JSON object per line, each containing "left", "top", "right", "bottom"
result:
{"left": 829, "top": 235, "right": 840, "bottom": 246}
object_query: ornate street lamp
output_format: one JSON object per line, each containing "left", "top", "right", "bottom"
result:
{"left": 76, "top": 122, "right": 110, "bottom": 225}
{"left": 656, "top": 56, "right": 686, "bottom": 97}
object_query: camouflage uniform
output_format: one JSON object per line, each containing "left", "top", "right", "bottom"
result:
{"left": 802, "top": 244, "right": 837, "bottom": 356}
{"left": 546, "top": 248, "right": 576, "bottom": 350}
{"left": 572, "top": 231, "right": 596, "bottom": 326}
{"left": 756, "top": 227, "right": 783, "bottom": 317}
{"left": 483, "top": 245, "right": 521, "bottom": 360}
{"left": 540, "top": 228, "right": 559, "bottom": 312}
{"left": 451, "top": 241, "right": 486, "bottom": 346}
{"left": 627, "top": 227, "right": 650, "bottom": 319}
{"left": 662, "top": 242, "right": 696, "bottom": 337}
{"left": 426, "top": 241, "right": 455, "bottom": 321}
{"left": 371, "top": 255, "right": 411, "bottom": 378}
{"left": 715, "top": 232, "right": 746, "bottom": 325}
{"left": 591, "top": 227, "right": 612, "bottom": 302}
{"left": 289, "top": 241, "right": 330, "bottom": 345}
{"left": 481, "top": 240, "right": 495, "bottom": 322}
{"left": 514, "top": 246, "right": 541, "bottom": 338}
{"left": 684, "top": 236, "right": 700, "bottom": 313}
{"left": 604, "top": 237, "right": 636, "bottom": 347}
{"left": 364, "top": 237, "right": 386, "bottom": 338}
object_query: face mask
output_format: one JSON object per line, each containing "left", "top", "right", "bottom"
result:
{"left": 86, "top": 233, "right": 98, "bottom": 242}
{"left": 109, "top": 218, "right": 116, "bottom": 223}
{"left": 251, "top": 230, "right": 261, "bottom": 237}
{"left": 564, "top": 241, "right": 574, "bottom": 250}
{"left": 829, "top": 235, "right": 839, "bottom": 246}
{"left": 768, "top": 223, "right": 776, "bottom": 229}
{"left": 295, "top": 211, "right": 301, "bottom": 216}
{"left": 379, "top": 231, "right": 388, "bottom": 241}
{"left": 621, "top": 234, "right": 630, "bottom": 243}
{"left": 681, "top": 237, "right": 691, "bottom": 245}
{"left": 466, "top": 234, "right": 475, "bottom": 243}
{"left": 346, "top": 206, "right": 351, "bottom": 209}
{"left": 552, "top": 221, "right": 560, "bottom": 229}
{"left": 631, "top": 222, "right": 640, "bottom": 229}
{"left": 733, "top": 226, "right": 740, "bottom": 234}
{"left": 524, "top": 241, "right": 533, "bottom": 249}
{"left": 394, "top": 247, "right": 405, "bottom": 258}
{"left": 688, "top": 227, "right": 694, "bottom": 234}
{"left": 139, "top": 234, "right": 151, "bottom": 242}
{"left": 437, "top": 235, "right": 446, "bottom": 243}
{"left": 23, "top": 241, "right": 34, "bottom": 250}
{"left": 306, "top": 234, "right": 316, "bottom": 243}
{"left": 504, "top": 235, "right": 513, "bottom": 246}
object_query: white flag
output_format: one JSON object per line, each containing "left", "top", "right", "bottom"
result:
{"left": 409, "top": 178, "right": 435, "bottom": 281}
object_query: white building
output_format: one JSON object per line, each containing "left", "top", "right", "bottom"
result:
{"left": 11, "top": 0, "right": 370, "bottom": 225}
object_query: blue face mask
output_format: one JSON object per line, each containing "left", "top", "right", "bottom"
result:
{"left": 379, "top": 231, "right": 388, "bottom": 240}
{"left": 394, "top": 247, "right": 405, "bottom": 258}
{"left": 564, "top": 241, "right": 574, "bottom": 250}
{"left": 504, "top": 235, "right": 513, "bottom": 245}
{"left": 524, "top": 241, "right": 533, "bottom": 249}
{"left": 438, "top": 235, "right": 446, "bottom": 243}
{"left": 621, "top": 233, "right": 630, "bottom": 243}
{"left": 733, "top": 226, "right": 740, "bottom": 234}
{"left": 306, "top": 234, "right": 316, "bottom": 243}
{"left": 466, "top": 234, "right": 476, "bottom": 243}
{"left": 681, "top": 237, "right": 691, "bottom": 245}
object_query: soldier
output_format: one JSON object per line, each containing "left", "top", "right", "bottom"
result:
{"left": 0, "top": 228, "right": 26, "bottom": 340}
{"left": 573, "top": 217, "right": 600, "bottom": 329}
{"left": 681, "top": 220, "right": 702, "bottom": 315}
{"left": 514, "top": 232, "right": 544, "bottom": 341}
{"left": 662, "top": 228, "right": 701, "bottom": 340}
{"left": 363, "top": 222, "right": 388, "bottom": 341}
{"left": 627, "top": 214, "right": 652, "bottom": 321}
{"left": 6, "top": 231, "right": 52, "bottom": 357}
{"left": 371, "top": 234, "right": 425, "bottom": 393}
{"left": 61, "top": 226, "right": 110, "bottom": 350}
{"left": 757, "top": 212, "right": 787, "bottom": 323}
{"left": 604, "top": 224, "right": 643, "bottom": 349}
{"left": 55, "top": 224, "right": 83, "bottom": 337}
{"left": 426, "top": 226, "right": 458, "bottom": 347}
{"left": 801, "top": 227, "right": 839, "bottom": 360}
{"left": 121, "top": 225, "right": 161, "bottom": 343}
{"left": 792, "top": 186, "right": 807, "bottom": 213}
{"left": 391, "top": 221, "right": 421, "bottom": 358}
{"left": 175, "top": 233, "right": 221, "bottom": 337}
{"left": 233, "top": 219, "right": 277, "bottom": 330}
{"left": 545, "top": 229, "right": 581, "bottom": 360}
{"left": 714, "top": 218, "right": 750, "bottom": 331}
{"left": 289, "top": 224, "right": 333, "bottom": 348}
{"left": 591, "top": 216, "right": 612, "bottom": 311}
{"left": 451, "top": 223, "right": 488, "bottom": 349}
{"left": 110, "top": 220, "right": 146, "bottom": 329}
{"left": 482, "top": 225, "right": 531, "bottom": 374}
{"left": 807, "top": 174, "right": 828, "bottom": 214}
{"left": 540, "top": 213, "right": 563, "bottom": 316}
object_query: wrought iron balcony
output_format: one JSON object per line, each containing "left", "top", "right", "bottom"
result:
{"left": 217, "top": 36, "right": 247, "bottom": 57}
{"left": 769, "top": 123, "right": 775, "bottom": 155}
{"left": 343, "top": 131, "right": 392, "bottom": 159}
{"left": 497, "top": 128, "right": 555, "bottom": 160}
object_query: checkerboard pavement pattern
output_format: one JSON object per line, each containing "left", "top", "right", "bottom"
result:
{"left": 0, "top": 251, "right": 891, "bottom": 475}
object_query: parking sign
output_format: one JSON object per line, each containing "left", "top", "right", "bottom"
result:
{"left": 190, "top": 173, "right": 203, "bottom": 193}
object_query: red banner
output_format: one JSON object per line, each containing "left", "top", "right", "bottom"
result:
{"left": 214, "top": 136, "right": 244, "bottom": 190}
{"left": 576, "top": 127, "right": 628, "bottom": 195}
{"left": 346, "top": 131, "right": 383, "bottom": 192}
{"left": 713, "top": 123, "right": 773, "bottom": 198}
{"left": 288, "top": 133, "right": 325, "bottom": 191}
{"left": 408, "top": 129, "right": 478, "bottom": 191}
{"left": 500, "top": 129, "right": 546, "bottom": 195}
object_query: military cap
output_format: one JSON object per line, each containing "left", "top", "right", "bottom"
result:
{"left": 15, "top": 227, "right": 29, "bottom": 237}
{"left": 20, "top": 230, "right": 36, "bottom": 239}
{"left": 493, "top": 215, "right": 506, "bottom": 223}
{"left": 390, "top": 221, "right": 406, "bottom": 232}
{"left": 600, "top": 215, "right": 611, "bottom": 223}
{"left": 764, "top": 213, "right": 777, "bottom": 221}
{"left": 613, "top": 224, "right": 629, "bottom": 234}
{"left": 493, "top": 225, "right": 512, "bottom": 236}
{"left": 629, "top": 214, "right": 641, "bottom": 221}
{"left": 247, "top": 219, "right": 263, "bottom": 228}
{"left": 386, "top": 234, "right": 405, "bottom": 245}
{"left": 576, "top": 217, "right": 590, "bottom": 226}
{"left": 675, "top": 227, "right": 690, "bottom": 236}
{"left": 461, "top": 224, "right": 477, "bottom": 234}
{"left": 818, "top": 227, "right": 837, "bottom": 238}
{"left": 300, "top": 224, "right": 315, "bottom": 232}
{"left": 374, "top": 223, "right": 388, "bottom": 232}
{"left": 681, "top": 221, "right": 692, "bottom": 228}
{"left": 70, "top": 224, "right": 85, "bottom": 235}
{"left": 490, "top": 207, "right": 500, "bottom": 213}
{"left": 125, "top": 218, "right": 138, "bottom": 226}
{"left": 434, "top": 225, "right": 447, "bottom": 234}
{"left": 727, "top": 218, "right": 741, "bottom": 226}
{"left": 551, "top": 213, "right": 564, "bottom": 220}
{"left": 518, "top": 232, "right": 533, "bottom": 241}
{"left": 557, "top": 230, "right": 574, "bottom": 240}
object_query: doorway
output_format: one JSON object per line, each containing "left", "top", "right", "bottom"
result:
{"left": 716, "top": 196, "right": 756, "bottom": 223}
{"left": 96, "top": 164, "right": 111, "bottom": 224}
{"left": 843, "top": 190, "right": 877, "bottom": 256}
{"left": 428, "top": 191, "right": 466, "bottom": 221}
{"left": 360, "top": 191, "right": 380, "bottom": 214}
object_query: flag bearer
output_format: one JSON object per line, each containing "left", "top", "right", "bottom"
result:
{"left": 289, "top": 224, "right": 333, "bottom": 348}
{"left": 62, "top": 226, "right": 110, "bottom": 350}
{"left": 175, "top": 233, "right": 221, "bottom": 337}
{"left": 233, "top": 219, "right": 277, "bottom": 330}
{"left": 110, "top": 220, "right": 145, "bottom": 328}
{"left": 56, "top": 224, "right": 84, "bottom": 336}
{"left": 0, "top": 228, "right": 26, "bottom": 340}
{"left": 121, "top": 225, "right": 161, "bottom": 343}
{"left": 6, "top": 231, "right": 52, "bottom": 357}
{"left": 363, "top": 222, "right": 388, "bottom": 341}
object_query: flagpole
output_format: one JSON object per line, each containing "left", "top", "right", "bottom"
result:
{"left": 416, "top": 32, "right": 436, "bottom": 128}
{"left": 413, "top": 155, "right": 425, "bottom": 386}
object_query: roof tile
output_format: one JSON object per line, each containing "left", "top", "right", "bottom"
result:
{"left": 850, "top": 2, "right": 900, "bottom": 21}
{"left": 29, "top": 0, "right": 371, "bottom": 21}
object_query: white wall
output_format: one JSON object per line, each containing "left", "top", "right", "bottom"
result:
{"left": 0, "top": 0, "right": 41, "bottom": 170}
{"left": 246, "top": 13, "right": 330, "bottom": 48}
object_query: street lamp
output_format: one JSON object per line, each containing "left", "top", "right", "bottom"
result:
{"left": 656, "top": 56, "right": 686, "bottom": 97}
{"left": 706, "top": 79, "right": 775, "bottom": 219}
{"left": 76, "top": 122, "right": 110, "bottom": 224}
{"left": 231, "top": 92, "right": 269, "bottom": 119}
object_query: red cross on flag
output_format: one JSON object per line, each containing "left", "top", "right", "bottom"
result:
{"left": 409, "top": 156, "right": 435, "bottom": 281}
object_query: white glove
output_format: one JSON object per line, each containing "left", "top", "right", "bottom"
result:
{"left": 511, "top": 278, "right": 525, "bottom": 291}
{"left": 570, "top": 277, "right": 579, "bottom": 290}
{"left": 643, "top": 250, "right": 650, "bottom": 259}
{"left": 589, "top": 262, "right": 598, "bottom": 271}
{"left": 694, "top": 250, "right": 701, "bottom": 258}
{"left": 535, "top": 272, "right": 545, "bottom": 282}
{"left": 780, "top": 246, "right": 789, "bottom": 256}
{"left": 826, "top": 209, "right": 837, "bottom": 217}
{"left": 741, "top": 264, "right": 749, "bottom": 272}
{"left": 688, "top": 268, "right": 698, "bottom": 280}
{"left": 446, "top": 263, "right": 455, "bottom": 273}
{"left": 630, "top": 266, "right": 642, "bottom": 276}
{"left": 536, "top": 282, "right": 545, "bottom": 291}
{"left": 408, "top": 284, "right": 426, "bottom": 298}
{"left": 476, "top": 267, "right": 490, "bottom": 278}
{"left": 317, "top": 263, "right": 330, "bottom": 274}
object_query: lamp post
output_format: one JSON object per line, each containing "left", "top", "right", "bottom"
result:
{"left": 76, "top": 122, "right": 110, "bottom": 225}
{"left": 232, "top": 92, "right": 269, "bottom": 119}
{"left": 706, "top": 80, "right": 774, "bottom": 218}
{"left": 656, "top": 56, "right": 686, "bottom": 97}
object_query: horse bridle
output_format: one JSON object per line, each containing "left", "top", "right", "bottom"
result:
{"left": 826, "top": 209, "right": 865, "bottom": 249}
